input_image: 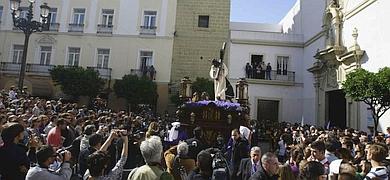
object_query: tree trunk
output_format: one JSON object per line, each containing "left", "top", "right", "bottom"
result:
{"left": 373, "top": 111, "right": 379, "bottom": 135}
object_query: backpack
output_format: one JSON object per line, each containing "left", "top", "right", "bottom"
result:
{"left": 211, "top": 152, "right": 229, "bottom": 180}
{"left": 172, "top": 155, "right": 188, "bottom": 180}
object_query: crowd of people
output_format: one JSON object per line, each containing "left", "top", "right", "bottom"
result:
{"left": 1, "top": 87, "right": 390, "bottom": 180}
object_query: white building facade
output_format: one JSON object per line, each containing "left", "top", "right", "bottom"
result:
{"left": 0, "top": 0, "right": 177, "bottom": 112}
{"left": 229, "top": 0, "right": 390, "bottom": 132}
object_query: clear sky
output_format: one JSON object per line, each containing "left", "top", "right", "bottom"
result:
{"left": 231, "top": 0, "right": 297, "bottom": 24}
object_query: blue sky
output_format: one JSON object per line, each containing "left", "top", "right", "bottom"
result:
{"left": 231, "top": 0, "right": 297, "bottom": 24}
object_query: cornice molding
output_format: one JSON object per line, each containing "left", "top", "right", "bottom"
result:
{"left": 230, "top": 39, "right": 304, "bottom": 48}
{"left": 304, "top": 31, "right": 325, "bottom": 47}
{"left": 0, "top": 30, "right": 174, "bottom": 40}
{"left": 345, "top": 0, "right": 378, "bottom": 20}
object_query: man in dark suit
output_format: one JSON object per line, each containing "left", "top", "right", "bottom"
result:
{"left": 249, "top": 152, "right": 279, "bottom": 180}
{"left": 230, "top": 129, "right": 249, "bottom": 180}
{"left": 237, "top": 146, "right": 262, "bottom": 180}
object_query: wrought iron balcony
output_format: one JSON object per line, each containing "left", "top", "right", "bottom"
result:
{"left": 87, "top": 66, "right": 112, "bottom": 79}
{"left": 0, "top": 62, "right": 21, "bottom": 74}
{"left": 97, "top": 24, "right": 113, "bottom": 34}
{"left": 0, "top": 62, "right": 54, "bottom": 76}
{"left": 139, "top": 26, "right": 157, "bottom": 35}
{"left": 26, "top": 63, "right": 55, "bottom": 76}
{"left": 246, "top": 70, "right": 295, "bottom": 85}
{"left": 68, "top": 23, "right": 84, "bottom": 32}
{"left": 130, "top": 69, "right": 143, "bottom": 77}
{"left": 49, "top": 23, "right": 60, "bottom": 31}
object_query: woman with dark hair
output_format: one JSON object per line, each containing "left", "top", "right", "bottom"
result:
{"left": 84, "top": 130, "right": 128, "bottom": 180}
{"left": 287, "top": 147, "right": 304, "bottom": 177}
{"left": 301, "top": 161, "right": 327, "bottom": 180}
{"left": 0, "top": 123, "right": 31, "bottom": 180}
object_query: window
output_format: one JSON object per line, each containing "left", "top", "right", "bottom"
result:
{"left": 97, "top": 49, "right": 110, "bottom": 68}
{"left": 143, "top": 11, "right": 157, "bottom": 28}
{"left": 276, "top": 56, "right": 289, "bottom": 75}
{"left": 68, "top": 47, "right": 80, "bottom": 66}
{"left": 49, "top": 8, "right": 57, "bottom": 23}
{"left": 198, "top": 15, "right": 209, "bottom": 28}
{"left": 39, "top": 46, "right": 52, "bottom": 65}
{"left": 101, "top": 9, "right": 114, "bottom": 26}
{"left": 0, "top": 6, "right": 3, "bottom": 23}
{"left": 251, "top": 55, "right": 263, "bottom": 67}
{"left": 12, "top": 45, "right": 24, "bottom": 63}
{"left": 140, "top": 51, "right": 153, "bottom": 71}
{"left": 72, "top": 8, "right": 85, "bottom": 24}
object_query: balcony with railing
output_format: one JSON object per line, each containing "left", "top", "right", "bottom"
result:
{"left": 68, "top": 24, "right": 84, "bottom": 32}
{"left": 49, "top": 23, "right": 60, "bottom": 31}
{"left": 245, "top": 70, "right": 295, "bottom": 85}
{"left": 27, "top": 64, "right": 55, "bottom": 76}
{"left": 0, "top": 62, "right": 21, "bottom": 74}
{"left": 0, "top": 62, "right": 54, "bottom": 76}
{"left": 87, "top": 67, "right": 112, "bottom": 79}
{"left": 97, "top": 24, "right": 113, "bottom": 34}
{"left": 139, "top": 26, "right": 157, "bottom": 35}
{"left": 130, "top": 69, "right": 143, "bottom": 77}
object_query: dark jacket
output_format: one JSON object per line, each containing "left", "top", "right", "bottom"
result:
{"left": 237, "top": 158, "right": 263, "bottom": 180}
{"left": 249, "top": 168, "right": 278, "bottom": 180}
{"left": 0, "top": 143, "right": 30, "bottom": 180}
{"left": 187, "top": 168, "right": 211, "bottom": 180}
{"left": 231, "top": 137, "right": 249, "bottom": 178}
{"left": 78, "top": 146, "right": 98, "bottom": 175}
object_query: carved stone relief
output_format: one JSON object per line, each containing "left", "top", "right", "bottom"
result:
{"left": 327, "top": 66, "right": 338, "bottom": 88}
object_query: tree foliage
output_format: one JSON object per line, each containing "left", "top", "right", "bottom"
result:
{"left": 343, "top": 67, "right": 390, "bottom": 133}
{"left": 114, "top": 75, "right": 158, "bottom": 109}
{"left": 50, "top": 66, "right": 104, "bottom": 99}
{"left": 170, "top": 77, "right": 214, "bottom": 106}
{"left": 192, "top": 77, "right": 215, "bottom": 98}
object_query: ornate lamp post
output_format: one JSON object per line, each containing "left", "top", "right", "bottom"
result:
{"left": 179, "top": 76, "right": 192, "bottom": 102}
{"left": 235, "top": 78, "right": 249, "bottom": 105}
{"left": 10, "top": 0, "right": 50, "bottom": 91}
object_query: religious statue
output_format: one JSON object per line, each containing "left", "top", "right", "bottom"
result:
{"left": 209, "top": 42, "right": 234, "bottom": 101}
{"left": 210, "top": 58, "right": 228, "bottom": 100}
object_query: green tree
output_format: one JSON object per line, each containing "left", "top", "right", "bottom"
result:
{"left": 50, "top": 66, "right": 104, "bottom": 99}
{"left": 114, "top": 74, "right": 158, "bottom": 110}
{"left": 170, "top": 77, "right": 214, "bottom": 106}
{"left": 343, "top": 67, "right": 390, "bottom": 134}
{"left": 192, "top": 77, "right": 214, "bottom": 98}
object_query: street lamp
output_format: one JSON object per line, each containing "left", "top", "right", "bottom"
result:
{"left": 236, "top": 78, "right": 249, "bottom": 105}
{"left": 179, "top": 76, "right": 192, "bottom": 101}
{"left": 10, "top": 0, "right": 50, "bottom": 91}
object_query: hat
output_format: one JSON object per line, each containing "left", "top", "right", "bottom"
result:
{"left": 171, "top": 122, "right": 180, "bottom": 128}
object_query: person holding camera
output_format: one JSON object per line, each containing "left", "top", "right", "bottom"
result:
{"left": 25, "top": 145, "right": 72, "bottom": 180}
{"left": 84, "top": 129, "right": 128, "bottom": 180}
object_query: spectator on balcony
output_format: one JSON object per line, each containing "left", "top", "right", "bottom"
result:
{"left": 142, "top": 66, "right": 148, "bottom": 77}
{"left": 266, "top": 63, "right": 272, "bottom": 80}
{"left": 260, "top": 61, "right": 266, "bottom": 79}
{"left": 149, "top": 65, "right": 156, "bottom": 80}
{"left": 245, "top": 62, "right": 252, "bottom": 78}
{"left": 255, "top": 64, "right": 262, "bottom": 79}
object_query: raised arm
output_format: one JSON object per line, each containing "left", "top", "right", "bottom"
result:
{"left": 100, "top": 130, "right": 117, "bottom": 152}
{"left": 121, "top": 133, "right": 128, "bottom": 157}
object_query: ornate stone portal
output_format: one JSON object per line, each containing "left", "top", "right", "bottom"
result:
{"left": 308, "top": 0, "right": 365, "bottom": 129}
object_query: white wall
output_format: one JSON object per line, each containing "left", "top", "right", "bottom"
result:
{"left": 341, "top": 0, "right": 390, "bottom": 132}
{"left": 279, "top": 0, "right": 302, "bottom": 34}
{"left": 229, "top": 25, "right": 305, "bottom": 124}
